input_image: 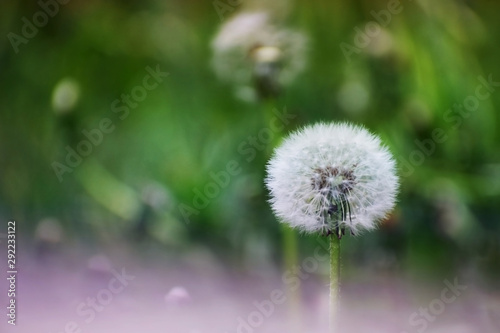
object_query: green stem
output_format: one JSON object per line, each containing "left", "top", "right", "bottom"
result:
{"left": 330, "top": 233, "right": 340, "bottom": 332}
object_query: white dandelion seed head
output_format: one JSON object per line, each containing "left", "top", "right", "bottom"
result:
{"left": 211, "top": 11, "right": 307, "bottom": 97}
{"left": 265, "top": 122, "right": 399, "bottom": 235}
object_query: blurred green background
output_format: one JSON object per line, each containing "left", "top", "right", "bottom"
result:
{"left": 1, "top": 0, "right": 499, "bottom": 285}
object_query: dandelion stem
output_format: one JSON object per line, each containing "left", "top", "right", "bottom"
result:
{"left": 330, "top": 233, "right": 340, "bottom": 332}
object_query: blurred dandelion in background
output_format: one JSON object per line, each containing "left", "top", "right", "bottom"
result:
{"left": 337, "top": 79, "right": 371, "bottom": 115}
{"left": 164, "top": 286, "right": 191, "bottom": 308}
{"left": 363, "top": 27, "right": 396, "bottom": 59}
{"left": 34, "top": 218, "right": 64, "bottom": 262}
{"left": 87, "top": 254, "right": 113, "bottom": 274}
{"left": 35, "top": 218, "right": 64, "bottom": 245}
{"left": 211, "top": 11, "right": 307, "bottom": 101}
{"left": 51, "top": 78, "right": 81, "bottom": 114}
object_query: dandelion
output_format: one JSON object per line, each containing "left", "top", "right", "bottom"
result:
{"left": 211, "top": 11, "right": 307, "bottom": 101}
{"left": 363, "top": 27, "right": 395, "bottom": 58}
{"left": 87, "top": 255, "right": 113, "bottom": 274}
{"left": 265, "top": 122, "right": 399, "bottom": 331}
{"left": 34, "top": 218, "right": 64, "bottom": 261}
{"left": 266, "top": 122, "right": 398, "bottom": 235}
{"left": 52, "top": 78, "right": 81, "bottom": 146}
{"left": 165, "top": 286, "right": 191, "bottom": 307}
{"left": 337, "top": 80, "right": 370, "bottom": 115}
{"left": 51, "top": 78, "right": 80, "bottom": 114}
